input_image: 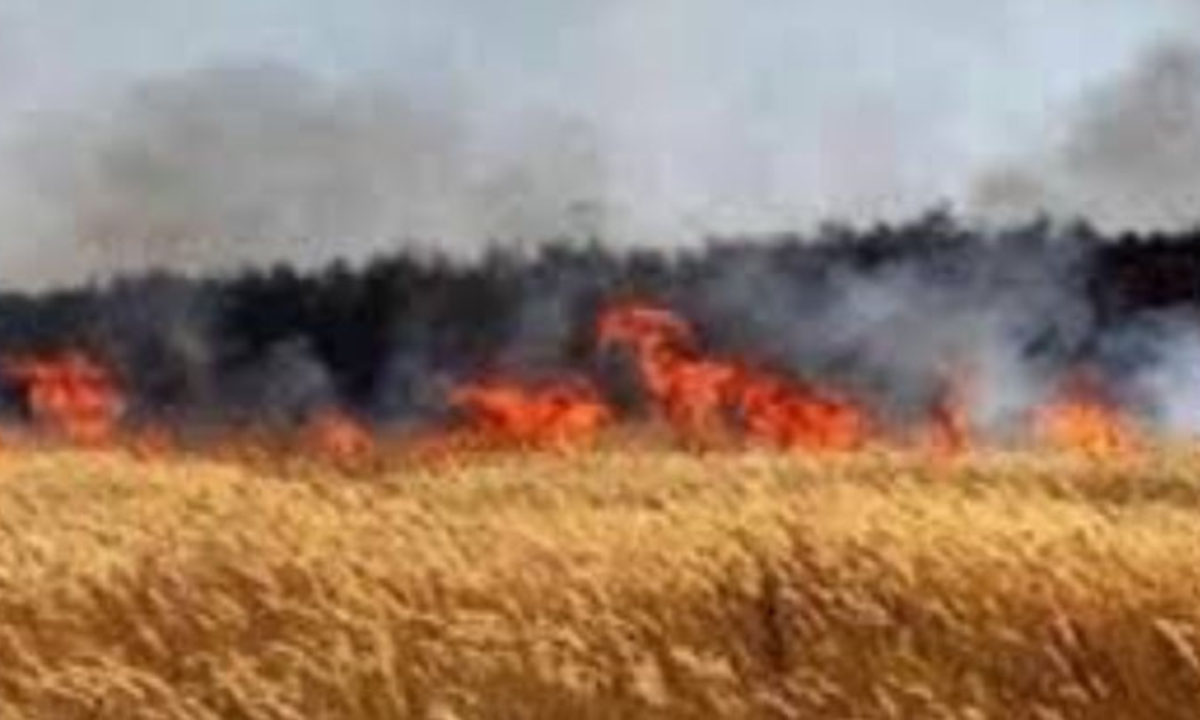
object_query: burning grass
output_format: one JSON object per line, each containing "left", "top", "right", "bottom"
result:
{"left": 1, "top": 446, "right": 1200, "bottom": 717}
{"left": 0, "top": 300, "right": 1152, "bottom": 465}
{"left": 0, "top": 297, "right": 1196, "bottom": 717}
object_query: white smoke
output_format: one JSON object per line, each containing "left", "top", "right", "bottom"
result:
{"left": 1136, "top": 329, "right": 1200, "bottom": 434}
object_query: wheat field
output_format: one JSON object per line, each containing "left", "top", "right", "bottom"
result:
{"left": 2, "top": 446, "right": 1200, "bottom": 718}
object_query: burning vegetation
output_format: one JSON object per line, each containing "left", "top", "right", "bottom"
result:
{"left": 595, "top": 301, "right": 869, "bottom": 451}
{"left": 0, "top": 215, "right": 1196, "bottom": 464}
{"left": 450, "top": 377, "right": 612, "bottom": 450}
{"left": 1033, "top": 373, "right": 1142, "bottom": 457}
{"left": 1, "top": 351, "right": 125, "bottom": 446}
{"left": 0, "top": 320, "right": 1130, "bottom": 461}
{"left": 0, "top": 303, "right": 1155, "bottom": 462}
{"left": 1, "top": 220, "right": 1199, "bottom": 719}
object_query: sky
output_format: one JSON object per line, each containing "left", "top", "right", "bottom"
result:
{"left": 0, "top": 1, "right": 1195, "bottom": 286}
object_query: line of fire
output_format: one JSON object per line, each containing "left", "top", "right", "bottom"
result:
{"left": 0, "top": 214, "right": 1192, "bottom": 469}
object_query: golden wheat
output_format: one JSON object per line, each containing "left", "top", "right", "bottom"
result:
{"left": 0, "top": 447, "right": 1199, "bottom": 718}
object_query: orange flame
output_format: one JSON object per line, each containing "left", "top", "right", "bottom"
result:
{"left": 734, "top": 370, "right": 868, "bottom": 451}
{"left": 2, "top": 351, "right": 125, "bottom": 446}
{"left": 450, "top": 377, "right": 612, "bottom": 449}
{"left": 1033, "top": 375, "right": 1139, "bottom": 457}
{"left": 0, "top": 310, "right": 1158, "bottom": 466}
{"left": 597, "top": 301, "right": 869, "bottom": 450}
{"left": 598, "top": 301, "right": 743, "bottom": 440}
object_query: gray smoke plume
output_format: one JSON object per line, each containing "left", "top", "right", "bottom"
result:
{"left": 973, "top": 39, "right": 1200, "bottom": 230}
{"left": 1, "top": 0, "right": 1187, "bottom": 290}
{"left": 1, "top": 2, "right": 1199, "bottom": 446}
{"left": 678, "top": 219, "right": 1095, "bottom": 436}
{"left": 4, "top": 62, "right": 612, "bottom": 287}
{"left": 1128, "top": 314, "right": 1200, "bottom": 434}
{"left": 965, "top": 32, "right": 1200, "bottom": 439}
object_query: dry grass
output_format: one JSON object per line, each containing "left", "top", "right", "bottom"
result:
{"left": 2, "top": 447, "right": 1200, "bottom": 718}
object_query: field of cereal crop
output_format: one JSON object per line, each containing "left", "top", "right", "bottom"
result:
{"left": 1, "top": 447, "right": 1200, "bottom": 718}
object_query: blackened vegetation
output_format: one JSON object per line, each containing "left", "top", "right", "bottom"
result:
{"left": 0, "top": 211, "right": 1198, "bottom": 431}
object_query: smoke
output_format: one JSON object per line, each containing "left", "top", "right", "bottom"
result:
{"left": 964, "top": 21, "right": 1200, "bottom": 428}
{"left": 973, "top": 39, "right": 1200, "bottom": 230}
{"left": 3, "top": 62, "right": 612, "bottom": 287}
{"left": 0, "top": 0, "right": 1187, "bottom": 289}
{"left": 1127, "top": 314, "right": 1200, "bottom": 433}
{"left": 672, "top": 218, "right": 1097, "bottom": 434}
{"left": 2, "top": 216, "right": 1200, "bottom": 444}
{"left": 2, "top": 3, "right": 1200, "bottom": 443}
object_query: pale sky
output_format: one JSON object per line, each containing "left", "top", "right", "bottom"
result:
{"left": 0, "top": 1, "right": 1194, "bottom": 285}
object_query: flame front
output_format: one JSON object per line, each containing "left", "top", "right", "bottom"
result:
{"left": 597, "top": 301, "right": 869, "bottom": 451}
{"left": 597, "top": 301, "right": 737, "bottom": 440}
{"left": 450, "top": 377, "right": 612, "bottom": 449}
{"left": 734, "top": 371, "right": 868, "bottom": 451}
{"left": 1033, "top": 387, "right": 1139, "bottom": 457}
{"left": 2, "top": 351, "right": 125, "bottom": 446}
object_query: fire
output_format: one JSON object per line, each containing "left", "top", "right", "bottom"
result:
{"left": 301, "top": 408, "right": 376, "bottom": 469}
{"left": 0, "top": 307, "right": 1158, "bottom": 466}
{"left": 597, "top": 301, "right": 869, "bottom": 450}
{"left": 2, "top": 351, "right": 125, "bottom": 446}
{"left": 734, "top": 370, "right": 868, "bottom": 451}
{"left": 597, "top": 301, "right": 745, "bottom": 440}
{"left": 1033, "top": 376, "right": 1139, "bottom": 457}
{"left": 920, "top": 371, "right": 972, "bottom": 456}
{"left": 596, "top": 300, "right": 729, "bottom": 435}
{"left": 450, "top": 377, "right": 612, "bottom": 449}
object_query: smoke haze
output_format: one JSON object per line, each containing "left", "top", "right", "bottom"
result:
{"left": 0, "top": 1, "right": 1192, "bottom": 287}
{"left": 972, "top": 38, "right": 1200, "bottom": 228}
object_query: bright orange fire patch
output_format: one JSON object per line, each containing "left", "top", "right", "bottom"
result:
{"left": 0, "top": 310, "right": 1155, "bottom": 466}
{"left": 597, "top": 301, "right": 869, "bottom": 450}
{"left": 734, "top": 370, "right": 868, "bottom": 451}
{"left": 1033, "top": 376, "right": 1140, "bottom": 457}
{"left": 450, "top": 377, "right": 612, "bottom": 449}
{"left": 2, "top": 351, "right": 125, "bottom": 446}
